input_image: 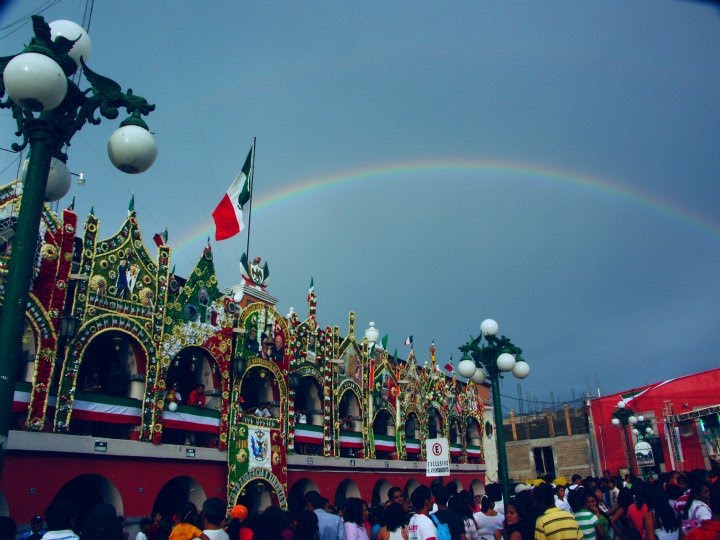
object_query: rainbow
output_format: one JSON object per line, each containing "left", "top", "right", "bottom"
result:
{"left": 172, "top": 159, "right": 719, "bottom": 257}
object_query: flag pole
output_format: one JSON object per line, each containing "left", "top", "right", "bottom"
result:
{"left": 244, "top": 137, "right": 256, "bottom": 259}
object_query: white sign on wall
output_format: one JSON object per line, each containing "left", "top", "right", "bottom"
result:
{"left": 426, "top": 437, "right": 450, "bottom": 477}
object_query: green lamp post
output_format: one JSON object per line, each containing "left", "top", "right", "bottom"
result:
{"left": 458, "top": 318, "right": 530, "bottom": 506}
{"left": 0, "top": 16, "right": 157, "bottom": 477}
{"left": 611, "top": 400, "right": 639, "bottom": 476}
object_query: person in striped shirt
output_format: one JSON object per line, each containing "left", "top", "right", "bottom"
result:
{"left": 568, "top": 490, "right": 606, "bottom": 540}
{"left": 533, "top": 484, "right": 583, "bottom": 540}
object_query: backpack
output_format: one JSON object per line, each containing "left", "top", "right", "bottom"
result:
{"left": 430, "top": 514, "right": 452, "bottom": 540}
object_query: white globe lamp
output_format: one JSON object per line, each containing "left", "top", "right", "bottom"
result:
{"left": 611, "top": 418, "right": 621, "bottom": 426}
{"left": 168, "top": 401, "right": 178, "bottom": 412}
{"left": 3, "top": 52, "right": 67, "bottom": 111}
{"left": 512, "top": 360, "right": 530, "bottom": 379}
{"left": 496, "top": 352, "right": 516, "bottom": 372}
{"left": 43, "top": 158, "right": 71, "bottom": 201}
{"left": 617, "top": 400, "right": 626, "bottom": 409}
{"left": 21, "top": 157, "right": 71, "bottom": 201}
{"left": 457, "top": 357, "right": 477, "bottom": 378}
{"left": 108, "top": 125, "right": 157, "bottom": 174}
{"left": 646, "top": 427, "right": 653, "bottom": 435}
{"left": 49, "top": 20, "right": 92, "bottom": 66}
{"left": 632, "top": 428, "right": 640, "bottom": 436}
{"left": 480, "top": 319, "right": 499, "bottom": 336}
{"left": 470, "top": 369, "right": 486, "bottom": 385}
{"left": 628, "top": 415, "right": 638, "bottom": 425}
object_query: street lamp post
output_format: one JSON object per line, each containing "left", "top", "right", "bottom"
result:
{"left": 458, "top": 318, "right": 530, "bottom": 506}
{"left": 0, "top": 16, "right": 157, "bottom": 476}
{"left": 611, "top": 400, "right": 639, "bottom": 476}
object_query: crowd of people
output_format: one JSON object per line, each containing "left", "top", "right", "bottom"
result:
{"left": 6, "top": 469, "right": 720, "bottom": 540}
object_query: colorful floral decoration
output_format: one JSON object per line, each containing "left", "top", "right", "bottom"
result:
{"left": 25, "top": 209, "right": 77, "bottom": 430}
{"left": 0, "top": 181, "right": 77, "bottom": 431}
{"left": 150, "top": 244, "right": 231, "bottom": 446}
{"left": 227, "top": 300, "right": 289, "bottom": 508}
{"left": 55, "top": 211, "right": 160, "bottom": 432}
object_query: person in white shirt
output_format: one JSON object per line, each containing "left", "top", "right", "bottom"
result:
{"left": 202, "top": 498, "right": 230, "bottom": 540}
{"left": 41, "top": 500, "right": 79, "bottom": 540}
{"left": 408, "top": 485, "right": 437, "bottom": 540}
{"left": 555, "top": 486, "right": 572, "bottom": 513}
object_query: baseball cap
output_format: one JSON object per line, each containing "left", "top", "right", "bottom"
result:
{"left": 230, "top": 504, "right": 248, "bottom": 521}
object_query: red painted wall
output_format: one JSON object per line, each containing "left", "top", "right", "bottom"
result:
{"left": 2, "top": 453, "right": 227, "bottom": 523}
{"left": 3, "top": 451, "right": 485, "bottom": 523}
{"left": 590, "top": 368, "right": 720, "bottom": 475}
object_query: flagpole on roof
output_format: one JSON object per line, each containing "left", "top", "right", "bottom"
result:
{"left": 245, "top": 137, "right": 256, "bottom": 260}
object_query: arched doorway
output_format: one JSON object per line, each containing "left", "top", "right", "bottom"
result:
{"left": 71, "top": 330, "right": 146, "bottom": 439}
{"left": 450, "top": 418, "right": 463, "bottom": 463}
{"left": 240, "top": 366, "right": 279, "bottom": 417}
{"left": 371, "top": 479, "right": 392, "bottom": 507}
{"left": 339, "top": 390, "right": 362, "bottom": 457}
{"left": 293, "top": 376, "right": 323, "bottom": 455}
{"left": 78, "top": 330, "right": 146, "bottom": 397}
{"left": 466, "top": 418, "right": 482, "bottom": 464}
{"left": 54, "top": 474, "right": 123, "bottom": 527}
{"left": 235, "top": 479, "right": 276, "bottom": 515}
{"left": 428, "top": 407, "right": 443, "bottom": 439}
{"left": 404, "top": 479, "right": 420, "bottom": 500}
{"left": 153, "top": 476, "right": 206, "bottom": 521}
{"left": 293, "top": 376, "right": 323, "bottom": 425}
{"left": 373, "top": 409, "right": 395, "bottom": 459}
{"left": 335, "top": 479, "right": 361, "bottom": 510}
{"left": 288, "top": 479, "right": 319, "bottom": 512}
{"left": 405, "top": 412, "right": 420, "bottom": 461}
{"left": 166, "top": 346, "right": 220, "bottom": 408}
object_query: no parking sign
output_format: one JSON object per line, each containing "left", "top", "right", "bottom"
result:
{"left": 426, "top": 437, "right": 450, "bottom": 477}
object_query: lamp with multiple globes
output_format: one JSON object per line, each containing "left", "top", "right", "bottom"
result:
{"left": 0, "top": 15, "right": 157, "bottom": 477}
{"left": 457, "top": 318, "right": 529, "bottom": 505}
{"left": 612, "top": 400, "right": 641, "bottom": 475}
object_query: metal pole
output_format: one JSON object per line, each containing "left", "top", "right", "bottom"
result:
{"left": 491, "top": 374, "right": 511, "bottom": 505}
{"left": 0, "top": 119, "right": 52, "bottom": 476}
{"left": 624, "top": 425, "right": 636, "bottom": 476}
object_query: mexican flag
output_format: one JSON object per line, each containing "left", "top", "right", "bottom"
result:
{"left": 212, "top": 147, "right": 253, "bottom": 241}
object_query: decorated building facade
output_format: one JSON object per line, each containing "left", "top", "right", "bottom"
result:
{"left": 0, "top": 181, "right": 492, "bottom": 523}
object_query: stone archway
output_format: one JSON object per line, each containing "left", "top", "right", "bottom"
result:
{"left": 372, "top": 479, "right": 392, "bottom": 507}
{"left": 53, "top": 474, "right": 123, "bottom": 527}
{"left": 153, "top": 476, "right": 206, "bottom": 522}
{"left": 335, "top": 479, "right": 361, "bottom": 510}
{"left": 405, "top": 479, "right": 420, "bottom": 499}
{"left": 288, "top": 478, "right": 319, "bottom": 512}
{"left": 471, "top": 480, "right": 485, "bottom": 496}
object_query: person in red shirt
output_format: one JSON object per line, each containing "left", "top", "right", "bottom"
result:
{"left": 188, "top": 384, "right": 206, "bottom": 407}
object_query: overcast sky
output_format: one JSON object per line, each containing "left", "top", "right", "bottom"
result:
{"left": 1, "top": 1, "right": 719, "bottom": 411}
